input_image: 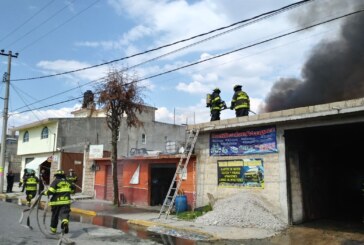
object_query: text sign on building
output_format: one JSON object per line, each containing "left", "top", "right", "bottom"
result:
{"left": 89, "top": 145, "right": 104, "bottom": 159}
{"left": 210, "top": 126, "right": 278, "bottom": 156}
{"left": 217, "top": 159, "right": 264, "bottom": 188}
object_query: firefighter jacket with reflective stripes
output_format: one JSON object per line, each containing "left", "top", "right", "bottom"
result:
{"left": 46, "top": 177, "right": 73, "bottom": 206}
{"left": 231, "top": 90, "right": 250, "bottom": 110}
{"left": 210, "top": 92, "right": 224, "bottom": 111}
{"left": 66, "top": 175, "right": 78, "bottom": 184}
{"left": 24, "top": 176, "right": 39, "bottom": 191}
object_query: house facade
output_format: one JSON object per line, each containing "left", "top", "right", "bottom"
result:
{"left": 12, "top": 105, "right": 186, "bottom": 195}
{"left": 94, "top": 154, "right": 196, "bottom": 208}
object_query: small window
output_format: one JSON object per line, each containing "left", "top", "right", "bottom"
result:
{"left": 41, "top": 127, "right": 49, "bottom": 139}
{"left": 23, "top": 131, "right": 29, "bottom": 142}
{"left": 142, "top": 134, "right": 146, "bottom": 144}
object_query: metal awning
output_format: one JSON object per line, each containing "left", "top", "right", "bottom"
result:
{"left": 25, "top": 157, "right": 49, "bottom": 171}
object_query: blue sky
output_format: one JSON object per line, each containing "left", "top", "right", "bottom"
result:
{"left": 0, "top": 0, "right": 361, "bottom": 134}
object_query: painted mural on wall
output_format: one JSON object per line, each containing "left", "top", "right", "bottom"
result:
{"left": 210, "top": 126, "right": 278, "bottom": 156}
{"left": 217, "top": 158, "right": 264, "bottom": 188}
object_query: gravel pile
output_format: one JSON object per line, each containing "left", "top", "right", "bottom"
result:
{"left": 195, "top": 191, "right": 286, "bottom": 231}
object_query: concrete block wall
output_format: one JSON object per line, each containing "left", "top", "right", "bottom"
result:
{"left": 82, "top": 152, "right": 96, "bottom": 196}
{"left": 195, "top": 132, "right": 282, "bottom": 215}
{"left": 288, "top": 152, "right": 304, "bottom": 224}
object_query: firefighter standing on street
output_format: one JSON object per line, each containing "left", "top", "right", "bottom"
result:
{"left": 207, "top": 88, "right": 227, "bottom": 121}
{"left": 45, "top": 170, "right": 75, "bottom": 234}
{"left": 22, "top": 169, "right": 39, "bottom": 206}
{"left": 230, "top": 84, "right": 250, "bottom": 117}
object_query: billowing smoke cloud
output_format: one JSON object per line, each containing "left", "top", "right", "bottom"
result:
{"left": 262, "top": 6, "right": 364, "bottom": 112}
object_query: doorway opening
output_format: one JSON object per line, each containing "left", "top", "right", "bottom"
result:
{"left": 286, "top": 122, "right": 364, "bottom": 224}
{"left": 150, "top": 164, "right": 176, "bottom": 206}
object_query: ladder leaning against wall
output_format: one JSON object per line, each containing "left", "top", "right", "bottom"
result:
{"left": 158, "top": 129, "right": 200, "bottom": 219}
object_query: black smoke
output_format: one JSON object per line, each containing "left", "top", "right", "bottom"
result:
{"left": 262, "top": 11, "right": 364, "bottom": 112}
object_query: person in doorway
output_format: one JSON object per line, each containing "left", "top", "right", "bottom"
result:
{"left": 66, "top": 169, "right": 78, "bottom": 193}
{"left": 45, "top": 170, "right": 74, "bottom": 234}
{"left": 207, "top": 88, "right": 227, "bottom": 121}
{"left": 6, "top": 170, "right": 15, "bottom": 193}
{"left": 230, "top": 84, "right": 250, "bottom": 117}
{"left": 19, "top": 169, "right": 30, "bottom": 191}
{"left": 23, "top": 170, "right": 39, "bottom": 206}
{"left": 38, "top": 169, "right": 46, "bottom": 194}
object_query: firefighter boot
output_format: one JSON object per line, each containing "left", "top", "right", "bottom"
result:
{"left": 61, "top": 220, "right": 69, "bottom": 234}
{"left": 50, "top": 227, "right": 57, "bottom": 235}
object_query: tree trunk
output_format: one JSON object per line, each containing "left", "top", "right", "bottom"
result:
{"left": 111, "top": 129, "right": 119, "bottom": 206}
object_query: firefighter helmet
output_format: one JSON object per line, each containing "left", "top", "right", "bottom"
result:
{"left": 234, "top": 84, "right": 242, "bottom": 91}
{"left": 54, "top": 170, "right": 65, "bottom": 177}
{"left": 69, "top": 169, "right": 74, "bottom": 172}
{"left": 213, "top": 87, "right": 220, "bottom": 93}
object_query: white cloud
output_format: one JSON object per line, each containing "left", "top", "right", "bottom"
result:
{"left": 8, "top": 105, "right": 80, "bottom": 132}
{"left": 176, "top": 81, "right": 206, "bottom": 94}
{"left": 75, "top": 25, "right": 153, "bottom": 50}
{"left": 37, "top": 60, "right": 108, "bottom": 82}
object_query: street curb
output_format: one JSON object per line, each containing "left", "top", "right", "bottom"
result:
{"left": 11, "top": 196, "right": 97, "bottom": 216}
{"left": 128, "top": 219, "right": 219, "bottom": 240}
{"left": 71, "top": 207, "right": 97, "bottom": 216}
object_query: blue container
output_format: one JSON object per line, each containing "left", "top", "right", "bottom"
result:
{"left": 175, "top": 195, "right": 187, "bottom": 212}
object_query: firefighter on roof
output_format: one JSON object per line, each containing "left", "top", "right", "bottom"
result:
{"left": 230, "top": 84, "right": 250, "bottom": 117}
{"left": 206, "top": 87, "right": 227, "bottom": 121}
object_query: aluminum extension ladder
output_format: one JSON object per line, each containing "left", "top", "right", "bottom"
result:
{"left": 158, "top": 129, "right": 200, "bottom": 219}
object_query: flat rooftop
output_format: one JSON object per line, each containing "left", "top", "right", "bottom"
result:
{"left": 188, "top": 97, "right": 364, "bottom": 132}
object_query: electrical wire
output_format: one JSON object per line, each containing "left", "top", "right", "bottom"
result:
{"left": 10, "top": 84, "right": 61, "bottom": 136}
{"left": 11, "top": 0, "right": 314, "bottom": 82}
{"left": 6, "top": 0, "right": 77, "bottom": 48}
{"left": 0, "top": 0, "right": 57, "bottom": 43}
{"left": 13, "top": 77, "right": 103, "bottom": 111}
{"left": 10, "top": 8, "right": 364, "bottom": 116}
{"left": 126, "top": 0, "right": 312, "bottom": 71}
{"left": 19, "top": 0, "right": 101, "bottom": 52}
{"left": 136, "top": 9, "right": 364, "bottom": 83}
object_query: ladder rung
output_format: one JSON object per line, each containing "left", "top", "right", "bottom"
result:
{"left": 158, "top": 129, "right": 199, "bottom": 218}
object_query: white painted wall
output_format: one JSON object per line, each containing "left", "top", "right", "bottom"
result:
{"left": 17, "top": 122, "right": 58, "bottom": 155}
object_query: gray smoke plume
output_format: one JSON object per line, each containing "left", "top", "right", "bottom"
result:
{"left": 262, "top": 6, "right": 364, "bottom": 112}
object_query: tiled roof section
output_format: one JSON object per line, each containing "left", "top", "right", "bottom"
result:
{"left": 189, "top": 98, "right": 364, "bottom": 132}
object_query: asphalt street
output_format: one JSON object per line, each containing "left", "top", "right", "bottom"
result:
{"left": 0, "top": 201, "right": 159, "bottom": 245}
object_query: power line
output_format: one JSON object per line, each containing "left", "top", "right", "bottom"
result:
{"left": 19, "top": 0, "right": 101, "bottom": 52}
{"left": 137, "top": 9, "right": 364, "bottom": 83}
{"left": 13, "top": 77, "right": 103, "bottom": 111}
{"left": 0, "top": 0, "right": 56, "bottom": 43}
{"left": 6, "top": 0, "right": 77, "bottom": 48}
{"left": 11, "top": 9, "right": 363, "bottom": 116}
{"left": 11, "top": 0, "right": 313, "bottom": 82}
{"left": 13, "top": 96, "right": 82, "bottom": 115}
{"left": 127, "top": 0, "right": 311, "bottom": 71}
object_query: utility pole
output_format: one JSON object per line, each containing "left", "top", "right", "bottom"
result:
{"left": 0, "top": 50, "right": 18, "bottom": 193}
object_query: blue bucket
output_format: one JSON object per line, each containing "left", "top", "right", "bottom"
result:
{"left": 175, "top": 195, "right": 187, "bottom": 212}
